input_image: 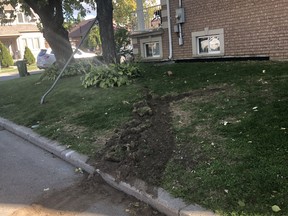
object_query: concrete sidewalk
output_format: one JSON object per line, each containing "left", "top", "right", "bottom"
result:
{"left": 0, "top": 117, "right": 216, "bottom": 216}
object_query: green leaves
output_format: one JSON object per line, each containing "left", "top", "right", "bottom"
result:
{"left": 24, "top": 46, "right": 36, "bottom": 65}
{"left": 81, "top": 63, "right": 142, "bottom": 88}
{"left": 237, "top": 200, "right": 245, "bottom": 207}
{"left": 0, "top": 41, "right": 14, "bottom": 67}
{"left": 272, "top": 205, "right": 281, "bottom": 212}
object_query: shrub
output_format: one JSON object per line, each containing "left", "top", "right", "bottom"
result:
{"left": 24, "top": 46, "right": 35, "bottom": 65}
{"left": 0, "top": 41, "right": 14, "bottom": 67}
{"left": 81, "top": 63, "right": 142, "bottom": 88}
{"left": 114, "top": 27, "right": 133, "bottom": 62}
{"left": 40, "top": 61, "right": 89, "bottom": 81}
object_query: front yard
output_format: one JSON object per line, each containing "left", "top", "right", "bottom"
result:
{"left": 0, "top": 61, "right": 287, "bottom": 216}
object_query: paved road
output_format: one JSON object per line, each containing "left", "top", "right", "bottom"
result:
{"left": 0, "top": 70, "right": 43, "bottom": 81}
{"left": 0, "top": 128, "right": 139, "bottom": 216}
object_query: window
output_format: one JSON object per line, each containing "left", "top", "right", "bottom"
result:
{"left": 28, "top": 38, "right": 33, "bottom": 49}
{"left": 192, "top": 28, "right": 224, "bottom": 57}
{"left": 17, "top": 13, "right": 23, "bottom": 23}
{"left": 22, "top": 37, "right": 41, "bottom": 50}
{"left": 140, "top": 36, "right": 163, "bottom": 59}
{"left": 17, "top": 13, "right": 31, "bottom": 23}
{"left": 197, "top": 35, "right": 220, "bottom": 54}
{"left": 33, "top": 38, "right": 40, "bottom": 49}
{"left": 22, "top": 38, "right": 27, "bottom": 47}
{"left": 144, "top": 42, "right": 160, "bottom": 58}
{"left": 24, "top": 14, "right": 30, "bottom": 23}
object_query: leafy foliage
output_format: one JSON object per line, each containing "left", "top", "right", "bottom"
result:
{"left": 81, "top": 63, "right": 142, "bottom": 88}
{"left": 0, "top": 41, "right": 14, "bottom": 67}
{"left": 23, "top": 46, "right": 35, "bottom": 65}
{"left": 115, "top": 28, "right": 130, "bottom": 51}
{"left": 86, "top": 26, "right": 132, "bottom": 60}
{"left": 86, "top": 25, "right": 101, "bottom": 51}
{"left": 113, "top": 0, "right": 136, "bottom": 26}
{"left": 40, "top": 61, "right": 89, "bottom": 81}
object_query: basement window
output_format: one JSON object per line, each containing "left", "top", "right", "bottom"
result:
{"left": 197, "top": 35, "right": 220, "bottom": 54}
{"left": 192, "top": 28, "right": 224, "bottom": 57}
{"left": 144, "top": 42, "right": 160, "bottom": 58}
{"left": 140, "top": 36, "right": 163, "bottom": 59}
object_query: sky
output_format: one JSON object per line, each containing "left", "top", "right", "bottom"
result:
{"left": 74, "top": 0, "right": 162, "bottom": 20}
{"left": 73, "top": 3, "right": 96, "bottom": 20}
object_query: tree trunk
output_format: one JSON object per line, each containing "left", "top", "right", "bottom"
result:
{"left": 24, "top": 0, "right": 73, "bottom": 67}
{"left": 96, "top": 0, "right": 117, "bottom": 64}
{"left": 42, "top": 23, "right": 73, "bottom": 67}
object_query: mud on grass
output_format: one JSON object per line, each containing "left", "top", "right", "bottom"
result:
{"left": 92, "top": 87, "right": 223, "bottom": 186}
{"left": 92, "top": 83, "right": 288, "bottom": 216}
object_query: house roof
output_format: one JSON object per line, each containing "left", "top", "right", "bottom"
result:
{"left": 0, "top": 24, "right": 40, "bottom": 37}
{"left": 3, "top": 4, "right": 14, "bottom": 11}
{"left": 69, "top": 18, "right": 97, "bottom": 38}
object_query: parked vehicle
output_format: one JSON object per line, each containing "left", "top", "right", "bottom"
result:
{"left": 37, "top": 47, "right": 96, "bottom": 69}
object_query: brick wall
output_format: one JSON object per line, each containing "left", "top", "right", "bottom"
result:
{"left": 168, "top": 0, "right": 288, "bottom": 60}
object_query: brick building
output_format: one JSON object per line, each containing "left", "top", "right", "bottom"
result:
{"left": 131, "top": 0, "right": 288, "bottom": 61}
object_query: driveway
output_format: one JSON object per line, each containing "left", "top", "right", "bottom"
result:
{"left": 0, "top": 128, "right": 157, "bottom": 216}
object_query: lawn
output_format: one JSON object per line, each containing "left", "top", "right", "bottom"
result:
{"left": 0, "top": 63, "right": 38, "bottom": 74}
{"left": 0, "top": 61, "right": 287, "bottom": 216}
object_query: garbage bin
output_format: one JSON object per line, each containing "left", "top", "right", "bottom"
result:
{"left": 16, "top": 60, "right": 29, "bottom": 77}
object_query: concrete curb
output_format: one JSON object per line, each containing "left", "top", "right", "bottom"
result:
{"left": 0, "top": 117, "right": 217, "bottom": 216}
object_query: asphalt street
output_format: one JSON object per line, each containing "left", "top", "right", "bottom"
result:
{"left": 0, "top": 70, "right": 43, "bottom": 81}
{"left": 0, "top": 128, "right": 133, "bottom": 216}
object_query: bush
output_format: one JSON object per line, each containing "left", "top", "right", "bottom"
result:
{"left": 0, "top": 41, "right": 14, "bottom": 67}
{"left": 81, "top": 63, "right": 142, "bottom": 88}
{"left": 24, "top": 46, "right": 35, "bottom": 65}
{"left": 40, "top": 61, "right": 89, "bottom": 81}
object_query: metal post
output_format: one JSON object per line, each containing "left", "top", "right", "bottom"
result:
{"left": 40, "top": 18, "right": 98, "bottom": 105}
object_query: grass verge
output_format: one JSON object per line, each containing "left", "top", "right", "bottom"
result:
{"left": 0, "top": 74, "right": 143, "bottom": 155}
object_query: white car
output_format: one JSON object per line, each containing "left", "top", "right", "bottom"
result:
{"left": 37, "top": 47, "right": 96, "bottom": 69}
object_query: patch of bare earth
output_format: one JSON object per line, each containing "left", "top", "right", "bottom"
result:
{"left": 92, "top": 87, "right": 224, "bottom": 186}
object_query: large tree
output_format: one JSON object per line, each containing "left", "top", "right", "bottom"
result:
{"left": 0, "top": 0, "right": 117, "bottom": 64}
{"left": 95, "top": 0, "right": 117, "bottom": 63}
{"left": 23, "top": 1, "right": 73, "bottom": 66}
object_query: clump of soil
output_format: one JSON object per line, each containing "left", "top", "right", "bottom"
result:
{"left": 94, "top": 88, "right": 223, "bottom": 186}
{"left": 95, "top": 91, "right": 175, "bottom": 186}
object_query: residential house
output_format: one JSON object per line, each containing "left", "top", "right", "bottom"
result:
{"left": 131, "top": 0, "right": 288, "bottom": 61}
{"left": 0, "top": 4, "right": 45, "bottom": 60}
{"left": 69, "top": 18, "right": 96, "bottom": 49}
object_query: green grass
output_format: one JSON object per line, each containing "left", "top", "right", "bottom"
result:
{"left": 155, "top": 62, "right": 288, "bottom": 216}
{"left": 0, "top": 61, "right": 287, "bottom": 215}
{"left": 0, "top": 63, "right": 38, "bottom": 74}
{"left": 0, "top": 75, "right": 143, "bottom": 154}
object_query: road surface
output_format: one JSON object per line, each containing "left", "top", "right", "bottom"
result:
{"left": 0, "top": 70, "right": 43, "bottom": 81}
{"left": 0, "top": 128, "right": 161, "bottom": 216}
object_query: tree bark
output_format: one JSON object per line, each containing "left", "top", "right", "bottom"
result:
{"left": 24, "top": 0, "right": 73, "bottom": 67}
{"left": 96, "top": 0, "right": 117, "bottom": 64}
